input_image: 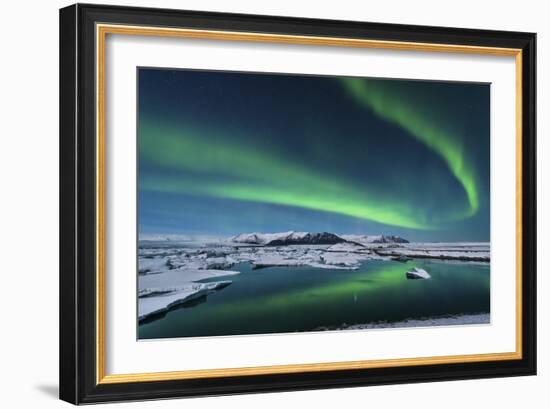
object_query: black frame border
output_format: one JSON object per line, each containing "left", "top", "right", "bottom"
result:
{"left": 59, "top": 3, "right": 536, "bottom": 404}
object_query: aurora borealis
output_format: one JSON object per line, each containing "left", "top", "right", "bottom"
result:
{"left": 340, "top": 78, "right": 480, "bottom": 219}
{"left": 138, "top": 68, "right": 490, "bottom": 241}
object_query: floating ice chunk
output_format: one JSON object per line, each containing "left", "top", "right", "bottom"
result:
{"left": 406, "top": 267, "right": 431, "bottom": 279}
{"left": 326, "top": 242, "right": 368, "bottom": 253}
{"left": 251, "top": 253, "right": 307, "bottom": 269}
{"left": 320, "top": 252, "right": 362, "bottom": 268}
{"left": 307, "top": 262, "right": 358, "bottom": 270}
{"left": 139, "top": 268, "right": 240, "bottom": 291}
{"left": 204, "top": 257, "right": 235, "bottom": 270}
{"left": 200, "top": 249, "right": 231, "bottom": 258}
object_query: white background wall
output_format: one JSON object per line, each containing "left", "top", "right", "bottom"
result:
{"left": 0, "top": 0, "right": 546, "bottom": 407}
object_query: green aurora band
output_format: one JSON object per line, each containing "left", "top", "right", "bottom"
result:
{"left": 140, "top": 77, "right": 482, "bottom": 230}
{"left": 140, "top": 121, "right": 435, "bottom": 229}
{"left": 340, "top": 78, "right": 479, "bottom": 219}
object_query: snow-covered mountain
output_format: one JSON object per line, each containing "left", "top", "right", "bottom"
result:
{"left": 230, "top": 231, "right": 306, "bottom": 245}
{"left": 230, "top": 231, "right": 407, "bottom": 246}
{"left": 231, "top": 231, "right": 346, "bottom": 246}
{"left": 268, "top": 232, "right": 346, "bottom": 246}
{"left": 341, "top": 234, "right": 409, "bottom": 245}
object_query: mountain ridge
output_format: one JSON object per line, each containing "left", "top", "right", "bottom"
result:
{"left": 230, "top": 231, "right": 409, "bottom": 246}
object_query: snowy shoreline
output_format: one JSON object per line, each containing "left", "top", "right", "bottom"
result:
{"left": 314, "top": 313, "right": 490, "bottom": 331}
{"left": 313, "top": 313, "right": 491, "bottom": 331}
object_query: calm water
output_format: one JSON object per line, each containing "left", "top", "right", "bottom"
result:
{"left": 138, "top": 260, "right": 490, "bottom": 339}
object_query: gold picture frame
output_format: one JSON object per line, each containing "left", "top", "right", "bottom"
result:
{"left": 60, "top": 4, "right": 536, "bottom": 404}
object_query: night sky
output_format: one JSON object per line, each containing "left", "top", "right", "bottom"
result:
{"left": 138, "top": 68, "right": 490, "bottom": 242}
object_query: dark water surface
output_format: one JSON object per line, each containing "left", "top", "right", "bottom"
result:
{"left": 138, "top": 260, "right": 490, "bottom": 339}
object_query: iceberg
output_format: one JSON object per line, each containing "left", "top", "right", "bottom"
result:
{"left": 406, "top": 267, "right": 431, "bottom": 279}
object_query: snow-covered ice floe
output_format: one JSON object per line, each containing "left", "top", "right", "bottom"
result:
{"left": 138, "top": 268, "right": 240, "bottom": 321}
{"left": 139, "top": 281, "right": 232, "bottom": 321}
{"left": 249, "top": 247, "right": 376, "bottom": 270}
{"left": 139, "top": 268, "right": 240, "bottom": 288}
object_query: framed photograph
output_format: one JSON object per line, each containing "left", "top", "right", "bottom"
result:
{"left": 59, "top": 3, "right": 536, "bottom": 404}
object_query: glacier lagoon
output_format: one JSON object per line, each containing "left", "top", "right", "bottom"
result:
{"left": 138, "top": 235, "right": 490, "bottom": 339}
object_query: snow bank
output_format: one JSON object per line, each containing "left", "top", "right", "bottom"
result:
{"left": 324, "top": 313, "right": 490, "bottom": 330}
